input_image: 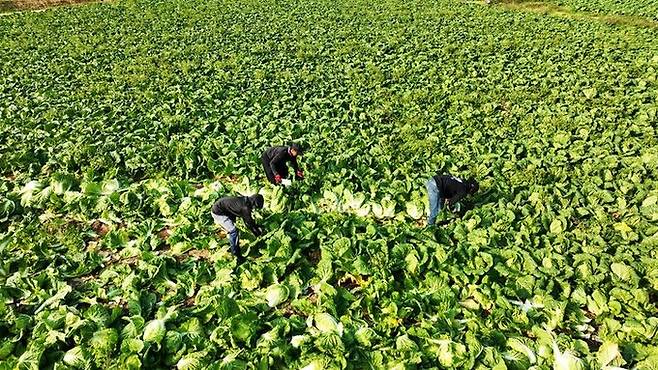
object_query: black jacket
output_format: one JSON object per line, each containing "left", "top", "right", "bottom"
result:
{"left": 211, "top": 196, "right": 262, "bottom": 236}
{"left": 433, "top": 175, "right": 469, "bottom": 205}
{"left": 263, "top": 146, "right": 299, "bottom": 176}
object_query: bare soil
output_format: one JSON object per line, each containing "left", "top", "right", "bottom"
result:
{"left": 157, "top": 227, "right": 173, "bottom": 241}
{"left": 91, "top": 220, "right": 110, "bottom": 237}
{"left": 487, "top": 0, "right": 658, "bottom": 28}
{"left": 1, "top": 0, "right": 102, "bottom": 13}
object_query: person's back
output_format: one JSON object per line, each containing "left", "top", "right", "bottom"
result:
{"left": 434, "top": 175, "right": 470, "bottom": 200}
{"left": 211, "top": 194, "right": 264, "bottom": 261}
{"left": 212, "top": 196, "right": 249, "bottom": 220}
{"left": 263, "top": 146, "right": 288, "bottom": 161}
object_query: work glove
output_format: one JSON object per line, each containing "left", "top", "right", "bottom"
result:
{"left": 274, "top": 175, "right": 282, "bottom": 184}
{"left": 295, "top": 170, "right": 304, "bottom": 179}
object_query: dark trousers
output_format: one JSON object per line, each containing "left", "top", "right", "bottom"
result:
{"left": 261, "top": 154, "right": 289, "bottom": 184}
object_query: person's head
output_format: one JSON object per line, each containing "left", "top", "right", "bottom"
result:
{"left": 466, "top": 178, "right": 479, "bottom": 195}
{"left": 289, "top": 143, "right": 304, "bottom": 157}
{"left": 249, "top": 194, "right": 265, "bottom": 209}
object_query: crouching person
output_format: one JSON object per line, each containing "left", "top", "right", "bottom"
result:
{"left": 211, "top": 194, "right": 265, "bottom": 262}
{"left": 426, "top": 174, "right": 479, "bottom": 225}
{"left": 261, "top": 143, "right": 305, "bottom": 185}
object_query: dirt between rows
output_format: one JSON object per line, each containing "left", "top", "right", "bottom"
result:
{"left": 0, "top": 0, "right": 101, "bottom": 12}
{"left": 486, "top": 0, "right": 658, "bottom": 28}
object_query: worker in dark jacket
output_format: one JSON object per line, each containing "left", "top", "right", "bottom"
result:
{"left": 211, "top": 194, "right": 264, "bottom": 260}
{"left": 261, "top": 143, "right": 305, "bottom": 185}
{"left": 426, "top": 174, "right": 479, "bottom": 225}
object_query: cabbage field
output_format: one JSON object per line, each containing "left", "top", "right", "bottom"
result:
{"left": 1, "top": 0, "right": 658, "bottom": 368}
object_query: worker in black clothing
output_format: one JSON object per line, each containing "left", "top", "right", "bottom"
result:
{"left": 426, "top": 174, "right": 479, "bottom": 225}
{"left": 261, "top": 143, "right": 305, "bottom": 185}
{"left": 211, "top": 194, "right": 264, "bottom": 261}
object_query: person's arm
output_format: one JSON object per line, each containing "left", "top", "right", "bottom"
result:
{"left": 457, "top": 200, "right": 473, "bottom": 217}
{"left": 240, "top": 207, "right": 262, "bottom": 236}
{"left": 446, "top": 189, "right": 467, "bottom": 208}
{"left": 290, "top": 155, "right": 300, "bottom": 172}
{"left": 292, "top": 155, "right": 304, "bottom": 178}
{"left": 269, "top": 149, "right": 287, "bottom": 177}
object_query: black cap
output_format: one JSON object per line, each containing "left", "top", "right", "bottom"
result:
{"left": 290, "top": 143, "right": 305, "bottom": 155}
